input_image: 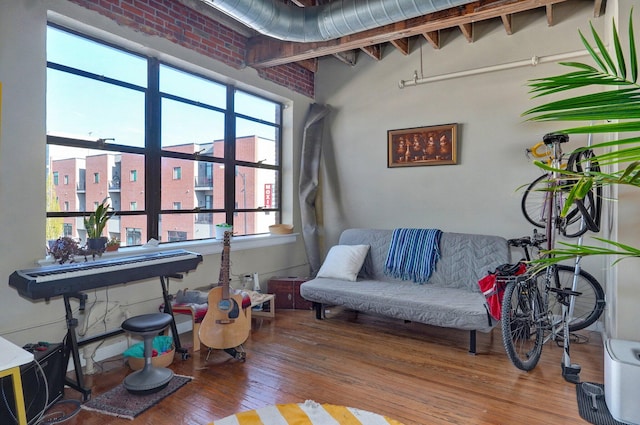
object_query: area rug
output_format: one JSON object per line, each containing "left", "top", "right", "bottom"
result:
{"left": 81, "top": 374, "right": 192, "bottom": 420}
{"left": 576, "top": 382, "right": 628, "bottom": 425}
{"left": 209, "top": 400, "right": 405, "bottom": 425}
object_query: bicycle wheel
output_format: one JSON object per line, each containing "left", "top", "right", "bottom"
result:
{"left": 501, "top": 279, "right": 544, "bottom": 371}
{"left": 520, "top": 174, "right": 596, "bottom": 238}
{"left": 533, "top": 265, "right": 605, "bottom": 332}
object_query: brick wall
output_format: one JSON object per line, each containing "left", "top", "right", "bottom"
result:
{"left": 68, "top": 0, "right": 315, "bottom": 98}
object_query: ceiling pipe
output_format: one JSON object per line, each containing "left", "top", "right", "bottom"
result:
{"left": 398, "top": 50, "right": 591, "bottom": 88}
{"left": 201, "top": 0, "right": 477, "bottom": 43}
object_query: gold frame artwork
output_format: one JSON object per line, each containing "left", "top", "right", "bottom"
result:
{"left": 387, "top": 123, "right": 458, "bottom": 167}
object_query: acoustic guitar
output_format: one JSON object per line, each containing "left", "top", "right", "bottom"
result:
{"left": 199, "top": 231, "right": 251, "bottom": 350}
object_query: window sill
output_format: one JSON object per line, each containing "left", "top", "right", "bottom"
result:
{"left": 39, "top": 233, "right": 298, "bottom": 266}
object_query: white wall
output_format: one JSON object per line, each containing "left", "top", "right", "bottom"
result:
{"left": 606, "top": 0, "right": 640, "bottom": 342}
{"left": 315, "top": 0, "right": 639, "bottom": 339}
{"left": 0, "top": 0, "right": 312, "bottom": 347}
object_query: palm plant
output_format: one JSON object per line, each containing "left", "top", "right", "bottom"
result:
{"left": 522, "top": 9, "right": 640, "bottom": 264}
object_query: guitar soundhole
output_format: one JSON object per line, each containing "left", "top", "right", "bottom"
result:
{"left": 218, "top": 298, "right": 240, "bottom": 319}
{"left": 218, "top": 299, "right": 231, "bottom": 311}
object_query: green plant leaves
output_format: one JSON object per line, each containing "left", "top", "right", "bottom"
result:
{"left": 84, "top": 197, "right": 114, "bottom": 239}
{"left": 523, "top": 9, "right": 640, "bottom": 265}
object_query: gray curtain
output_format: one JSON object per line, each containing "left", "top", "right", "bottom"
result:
{"left": 299, "top": 103, "right": 330, "bottom": 276}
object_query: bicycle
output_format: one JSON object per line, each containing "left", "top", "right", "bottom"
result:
{"left": 520, "top": 134, "right": 602, "bottom": 238}
{"left": 503, "top": 133, "right": 605, "bottom": 377}
{"left": 500, "top": 231, "right": 606, "bottom": 374}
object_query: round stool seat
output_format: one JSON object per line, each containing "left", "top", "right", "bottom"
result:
{"left": 122, "top": 313, "right": 173, "bottom": 335}
{"left": 122, "top": 313, "right": 174, "bottom": 395}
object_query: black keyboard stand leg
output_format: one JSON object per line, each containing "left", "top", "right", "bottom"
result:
{"left": 160, "top": 275, "right": 189, "bottom": 360}
{"left": 63, "top": 293, "right": 92, "bottom": 401}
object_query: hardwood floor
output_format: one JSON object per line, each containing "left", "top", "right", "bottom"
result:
{"left": 55, "top": 309, "right": 603, "bottom": 424}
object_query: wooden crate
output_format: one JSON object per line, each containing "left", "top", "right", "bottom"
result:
{"left": 267, "top": 277, "right": 312, "bottom": 310}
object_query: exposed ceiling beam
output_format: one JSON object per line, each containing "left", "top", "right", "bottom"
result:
{"left": 593, "top": 0, "right": 605, "bottom": 17}
{"left": 296, "top": 58, "right": 318, "bottom": 72}
{"left": 501, "top": 14, "right": 513, "bottom": 35}
{"left": 459, "top": 23, "right": 473, "bottom": 42}
{"left": 546, "top": 4, "right": 554, "bottom": 26}
{"left": 422, "top": 31, "right": 440, "bottom": 49}
{"left": 333, "top": 50, "right": 358, "bottom": 66}
{"left": 245, "top": 0, "right": 573, "bottom": 68}
{"left": 360, "top": 44, "right": 383, "bottom": 61}
{"left": 390, "top": 37, "right": 410, "bottom": 55}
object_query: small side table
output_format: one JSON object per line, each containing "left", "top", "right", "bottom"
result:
{"left": 0, "top": 336, "right": 34, "bottom": 425}
{"left": 251, "top": 293, "right": 275, "bottom": 319}
{"left": 268, "top": 277, "right": 312, "bottom": 310}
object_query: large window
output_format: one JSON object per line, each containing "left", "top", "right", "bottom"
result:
{"left": 45, "top": 25, "right": 282, "bottom": 247}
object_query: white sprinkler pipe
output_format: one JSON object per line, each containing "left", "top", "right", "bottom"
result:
{"left": 398, "top": 50, "right": 590, "bottom": 88}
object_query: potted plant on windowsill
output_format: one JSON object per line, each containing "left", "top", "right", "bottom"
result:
{"left": 105, "top": 237, "right": 121, "bottom": 252}
{"left": 215, "top": 223, "right": 233, "bottom": 240}
{"left": 84, "top": 197, "right": 115, "bottom": 253}
{"left": 48, "top": 236, "right": 83, "bottom": 264}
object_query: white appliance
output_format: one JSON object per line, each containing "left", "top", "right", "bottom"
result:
{"left": 604, "top": 338, "right": 640, "bottom": 424}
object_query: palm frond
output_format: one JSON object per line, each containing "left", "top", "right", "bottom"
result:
{"left": 612, "top": 21, "right": 627, "bottom": 79}
{"left": 630, "top": 11, "right": 638, "bottom": 82}
{"left": 522, "top": 10, "right": 640, "bottom": 269}
{"left": 581, "top": 28, "right": 609, "bottom": 73}
{"left": 523, "top": 88, "right": 640, "bottom": 115}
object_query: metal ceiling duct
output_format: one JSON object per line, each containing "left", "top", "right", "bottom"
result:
{"left": 201, "top": 0, "right": 477, "bottom": 42}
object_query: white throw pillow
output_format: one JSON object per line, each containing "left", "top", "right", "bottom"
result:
{"left": 316, "top": 244, "right": 370, "bottom": 281}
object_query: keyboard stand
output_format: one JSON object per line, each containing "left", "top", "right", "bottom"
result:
{"left": 62, "top": 275, "right": 185, "bottom": 401}
{"left": 160, "top": 275, "right": 189, "bottom": 360}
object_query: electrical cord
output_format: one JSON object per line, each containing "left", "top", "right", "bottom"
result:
{"left": 34, "top": 399, "right": 81, "bottom": 424}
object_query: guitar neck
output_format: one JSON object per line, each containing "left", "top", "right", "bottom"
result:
{"left": 219, "top": 231, "right": 231, "bottom": 299}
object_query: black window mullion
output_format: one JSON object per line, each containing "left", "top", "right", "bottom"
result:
{"left": 224, "top": 85, "right": 236, "bottom": 226}
{"left": 146, "top": 58, "right": 161, "bottom": 240}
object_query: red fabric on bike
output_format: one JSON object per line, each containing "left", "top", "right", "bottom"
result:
{"left": 478, "top": 263, "right": 526, "bottom": 321}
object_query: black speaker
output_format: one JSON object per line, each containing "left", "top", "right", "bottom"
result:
{"left": 0, "top": 343, "right": 65, "bottom": 425}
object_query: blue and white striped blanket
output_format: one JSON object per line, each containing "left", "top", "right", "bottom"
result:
{"left": 384, "top": 228, "right": 442, "bottom": 284}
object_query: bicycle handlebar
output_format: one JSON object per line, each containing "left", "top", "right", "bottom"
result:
{"left": 508, "top": 233, "right": 547, "bottom": 248}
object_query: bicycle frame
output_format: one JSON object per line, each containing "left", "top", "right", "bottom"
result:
{"left": 506, "top": 231, "right": 590, "bottom": 380}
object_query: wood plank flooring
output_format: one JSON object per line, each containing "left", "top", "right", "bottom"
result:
{"left": 54, "top": 309, "right": 603, "bottom": 424}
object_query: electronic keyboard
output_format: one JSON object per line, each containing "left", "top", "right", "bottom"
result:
{"left": 9, "top": 249, "right": 203, "bottom": 300}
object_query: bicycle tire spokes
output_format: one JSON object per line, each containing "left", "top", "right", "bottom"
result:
{"left": 533, "top": 265, "right": 604, "bottom": 332}
{"left": 501, "top": 231, "right": 606, "bottom": 372}
{"left": 501, "top": 277, "right": 544, "bottom": 371}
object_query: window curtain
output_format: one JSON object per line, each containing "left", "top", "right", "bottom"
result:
{"left": 298, "top": 103, "right": 330, "bottom": 276}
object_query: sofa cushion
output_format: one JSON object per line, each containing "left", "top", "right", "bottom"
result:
{"left": 300, "top": 278, "right": 494, "bottom": 332}
{"left": 316, "top": 244, "right": 370, "bottom": 282}
{"left": 339, "top": 229, "right": 509, "bottom": 291}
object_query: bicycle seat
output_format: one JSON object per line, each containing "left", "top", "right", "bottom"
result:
{"left": 543, "top": 133, "right": 569, "bottom": 145}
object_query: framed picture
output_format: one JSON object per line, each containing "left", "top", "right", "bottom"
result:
{"left": 387, "top": 123, "right": 458, "bottom": 167}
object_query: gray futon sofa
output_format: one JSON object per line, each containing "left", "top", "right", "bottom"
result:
{"left": 299, "top": 228, "right": 510, "bottom": 353}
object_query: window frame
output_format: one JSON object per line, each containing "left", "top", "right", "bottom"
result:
{"left": 45, "top": 23, "right": 283, "bottom": 246}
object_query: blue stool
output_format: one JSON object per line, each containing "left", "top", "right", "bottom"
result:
{"left": 122, "top": 313, "right": 174, "bottom": 394}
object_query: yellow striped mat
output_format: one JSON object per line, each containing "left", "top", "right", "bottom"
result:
{"left": 209, "top": 400, "right": 405, "bottom": 425}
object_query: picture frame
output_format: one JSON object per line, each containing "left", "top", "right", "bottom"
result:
{"left": 387, "top": 123, "right": 458, "bottom": 167}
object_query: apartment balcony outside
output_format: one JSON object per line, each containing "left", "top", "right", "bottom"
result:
{"left": 195, "top": 176, "right": 213, "bottom": 189}
{"left": 195, "top": 213, "right": 213, "bottom": 224}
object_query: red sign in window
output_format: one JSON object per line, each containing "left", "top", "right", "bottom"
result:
{"left": 264, "top": 184, "right": 273, "bottom": 208}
